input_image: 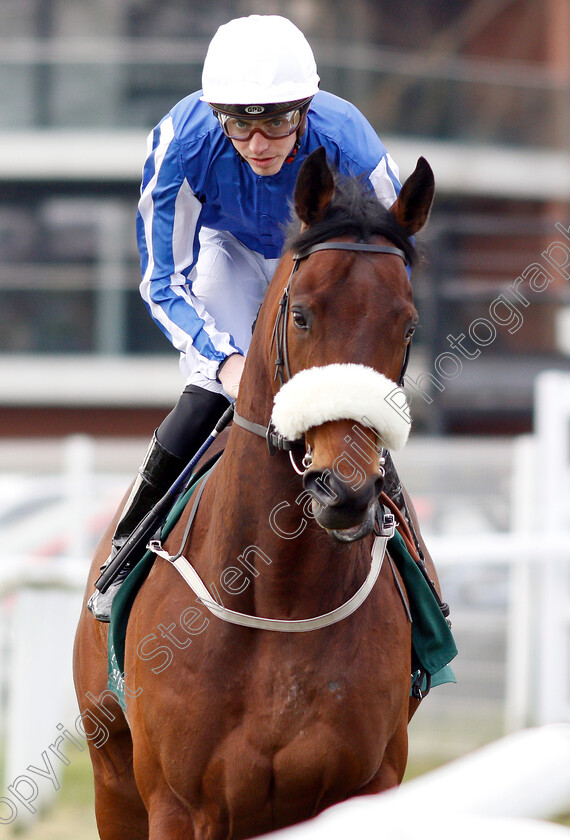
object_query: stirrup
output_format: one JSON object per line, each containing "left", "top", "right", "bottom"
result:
{"left": 87, "top": 581, "right": 121, "bottom": 623}
{"left": 88, "top": 432, "right": 186, "bottom": 621}
{"left": 87, "top": 547, "right": 130, "bottom": 622}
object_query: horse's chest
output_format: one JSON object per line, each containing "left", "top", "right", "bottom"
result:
{"left": 134, "top": 590, "right": 410, "bottom": 837}
{"left": 247, "top": 672, "right": 374, "bottom": 774}
{"left": 207, "top": 718, "right": 358, "bottom": 835}
{"left": 201, "top": 664, "right": 394, "bottom": 833}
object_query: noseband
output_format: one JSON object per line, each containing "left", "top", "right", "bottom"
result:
{"left": 272, "top": 240, "right": 410, "bottom": 388}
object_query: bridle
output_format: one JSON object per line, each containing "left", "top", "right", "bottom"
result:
{"left": 233, "top": 239, "right": 411, "bottom": 456}
{"left": 271, "top": 240, "right": 410, "bottom": 388}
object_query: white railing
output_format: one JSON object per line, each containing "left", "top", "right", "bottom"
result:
{"left": 0, "top": 574, "right": 85, "bottom": 827}
{"left": 0, "top": 435, "right": 115, "bottom": 826}
{"left": 426, "top": 530, "right": 570, "bottom": 731}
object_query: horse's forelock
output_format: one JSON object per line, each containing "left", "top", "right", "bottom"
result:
{"left": 284, "top": 175, "right": 416, "bottom": 267}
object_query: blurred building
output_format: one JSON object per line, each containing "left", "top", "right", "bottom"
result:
{"left": 0, "top": 0, "right": 568, "bottom": 437}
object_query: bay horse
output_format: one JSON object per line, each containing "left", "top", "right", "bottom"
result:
{"left": 74, "top": 147, "right": 436, "bottom": 840}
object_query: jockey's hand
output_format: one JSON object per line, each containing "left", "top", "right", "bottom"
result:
{"left": 218, "top": 353, "right": 245, "bottom": 399}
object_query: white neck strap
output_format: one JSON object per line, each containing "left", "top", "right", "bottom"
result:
{"left": 148, "top": 520, "right": 394, "bottom": 633}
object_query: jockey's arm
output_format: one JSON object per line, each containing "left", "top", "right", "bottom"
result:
{"left": 136, "top": 123, "right": 240, "bottom": 383}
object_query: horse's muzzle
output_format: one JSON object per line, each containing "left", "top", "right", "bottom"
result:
{"left": 303, "top": 469, "right": 384, "bottom": 541}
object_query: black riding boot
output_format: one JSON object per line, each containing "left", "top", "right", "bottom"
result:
{"left": 87, "top": 385, "right": 229, "bottom": 622}
{"left": 87, "top": 432, "right": 186, "bottom": 621}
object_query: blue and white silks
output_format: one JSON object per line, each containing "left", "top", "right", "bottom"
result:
{"left": 136, "top": 90, "right": 402, "bottom": 393}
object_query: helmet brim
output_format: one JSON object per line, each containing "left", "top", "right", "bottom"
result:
{"left": 205, "top": 97, "right": 313, "bottom": 119}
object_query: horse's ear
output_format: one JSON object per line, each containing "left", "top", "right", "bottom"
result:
{"left": 294, "top": 146, "right": 335, "bottom": 227}
{"left": 390, "top": 157, "right": 434, "bottom": 235}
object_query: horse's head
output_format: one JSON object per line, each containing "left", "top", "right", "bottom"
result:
{"left": 240, "top": 147, "right": 434, "bottom": 542}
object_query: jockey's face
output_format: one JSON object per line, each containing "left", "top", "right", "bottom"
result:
{"left": 231, "top": 130, "right": 297, "bottom": 176}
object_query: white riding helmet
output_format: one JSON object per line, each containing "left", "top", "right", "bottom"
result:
{"left": 200, "top": 15, "right": 320, "bottom": 107}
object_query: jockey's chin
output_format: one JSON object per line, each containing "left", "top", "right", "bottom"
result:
{"left": 232, "top": 133, "right": 297, "bottom": 176}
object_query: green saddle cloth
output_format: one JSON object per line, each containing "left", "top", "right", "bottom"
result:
{"left": 107, "top": 470, "right": 210, "bottom": 710}
{"left": 386, "top": 529, "right": 457, "bottom": 693}
{"left": 108, "top": 479, "right": 457, "bottom": 711}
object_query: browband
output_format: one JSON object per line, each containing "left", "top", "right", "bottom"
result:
{"left": 294, "top": 241, "right": 408, "bottom": 265}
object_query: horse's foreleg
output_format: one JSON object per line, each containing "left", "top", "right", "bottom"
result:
{"left": 147, "top": 807, "right": 194, "bottom": 840}
{"left": 143, "top": 776, "right": 225, "bottom": 840}
{"left": 89, "top": 726, "right": 149, "bottom": 840}
{"left": 144, "top": 789, "right": 203, "bottom": 840}
{"left": 356, "top": 716, "right": 409, "bottom": 795}
{"left": 74, "top": 602, "right": 148, "bottom": 840}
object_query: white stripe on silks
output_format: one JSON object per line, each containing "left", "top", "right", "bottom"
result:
{"left": 386, "top": 151, "right": 400, "bottom": 181}
{"left": 169, "top": 283, "right": 237, "bottom": 373}
{"left": 271, "top": 364, "right": 411, "bottom": 451}
{"left": 138, "top": 121, "right": 182, "bottom": 343}
{"left": 171, "top": 178, "right": 201, "bottom": 281}
{"left": 139, "top": 118, "right": 175, "bottom": 289}
{"left": 369, "top": 154, "right": 399, "bottom": 208}
{"left": 137, "top": 119, "right": 203, "bottom": 357}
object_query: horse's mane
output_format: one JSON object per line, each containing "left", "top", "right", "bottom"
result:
{"left": 285, "top": 173, "right": 416, "bottom": 267}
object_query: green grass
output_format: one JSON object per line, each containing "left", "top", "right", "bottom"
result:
{"left": 57, "top": 748, "right": 96, "bottom": 809}
{"left": 8, "top": 751, "right": 97, "bottom": 839}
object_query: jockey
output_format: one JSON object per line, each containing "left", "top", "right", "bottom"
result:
{"left": 88, "top": 14, "right": 405, "bottom": 621}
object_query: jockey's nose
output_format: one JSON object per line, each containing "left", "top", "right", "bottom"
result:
{"left": 248, "top": 131, "right": 270, "bottom": 154}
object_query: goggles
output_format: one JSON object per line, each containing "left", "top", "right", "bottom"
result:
{"left": 217, "top": 107, "right": 303, "bottom": 141}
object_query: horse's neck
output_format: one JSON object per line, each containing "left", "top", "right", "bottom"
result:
{"left": 197, "top": 255, "right": 368, "bottom": 616}
{"left": 206, "top": 430, "right": 368, "bottom": 619}
{"left": 217, "top": 256, "right": 301, "bottom": 546}
{"left": 203, "top": 392, "right": 368, "bottom": 619}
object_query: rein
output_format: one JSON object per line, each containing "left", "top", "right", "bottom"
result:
{"left": 232, "top": 408, "right": 300, "bottom": 456}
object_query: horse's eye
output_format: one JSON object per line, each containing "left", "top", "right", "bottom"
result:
{"left": 405, "top": 324, "right": 416, "bottom": 341}
{"left": 292, "top": 308, "right": 310, "bottom": 329}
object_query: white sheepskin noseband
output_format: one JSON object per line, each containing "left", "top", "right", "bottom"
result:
{"left": 271, "top": 364, "right": 411, "bottom": 451}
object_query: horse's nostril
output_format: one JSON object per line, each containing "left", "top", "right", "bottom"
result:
{"left": 303, "top": 468, "right": 381, "bottom": 533}
{"left": 303, "top": 469, "right": 344, "bottom": 508}
{"left": 303, "top": 469, "right": 381, "bottom": 513}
